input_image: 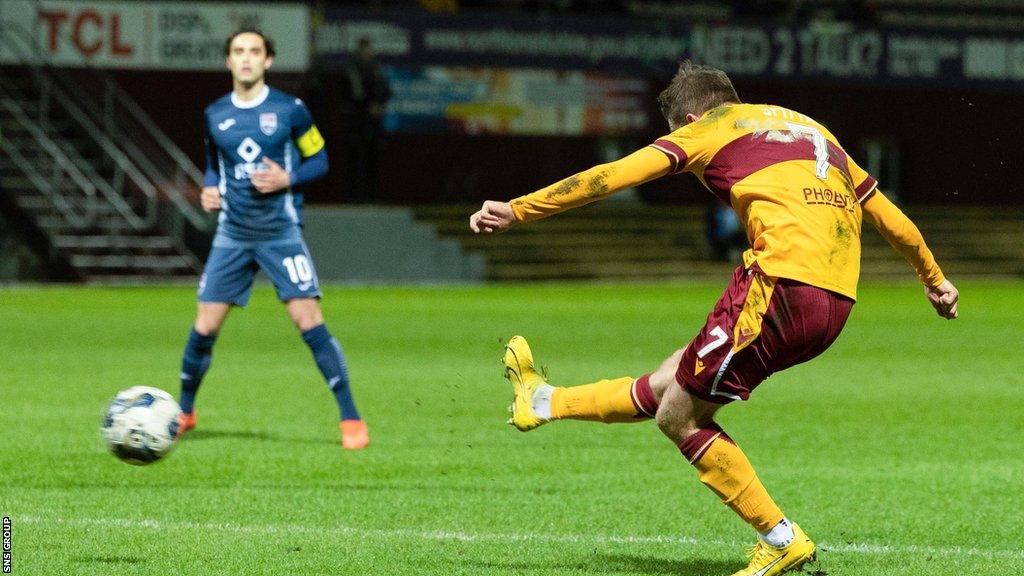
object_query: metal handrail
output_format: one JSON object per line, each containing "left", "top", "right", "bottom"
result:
{"left": 0, "top": 93, "right": 97, "bottom": 228}
{"left": 34, "top": 74, "right": 157, "bottom": 229}
{"left": 0, "top": 4, "right": 206, "bottom": 215}
{"left": 112, "top": 84, "right": 207, "bottom": 186}
{"left": 0, "top": 22, "right": 157, "bottom": 230}
{"left": 85, "top": 67, "right": 209, "bottom": 231}
{"left": 0, "top": 19, "right": 212, "bottom": 235}
{"left": 100, "top": 82, "right": 210, "bottom": 231}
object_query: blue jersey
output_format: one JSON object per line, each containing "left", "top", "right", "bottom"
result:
{"left": 203, "top": 86, "right": 327, "bottom": 240}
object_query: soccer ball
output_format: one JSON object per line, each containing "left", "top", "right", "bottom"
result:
{"left": 102, "top": 386, "right": 182, "bottom": 465}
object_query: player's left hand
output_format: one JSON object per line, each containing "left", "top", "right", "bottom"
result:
{"left": 925, "top": 279, "right": 959, "bottom": 320}
{"left": 252, "top": 157, "right": 291, "bottom": 194}
{"left": 470, "top": 200, "right": 515, "bottom": 233}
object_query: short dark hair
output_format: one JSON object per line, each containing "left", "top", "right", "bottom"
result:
{"left": 657, "top": 61, "right": 740, "bottom": 128}
{"left": 224, "top": 27, "right": 276, "bottom": 57}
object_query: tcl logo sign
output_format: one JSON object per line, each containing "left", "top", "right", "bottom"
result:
{"left": 37, "top": 8, "right": 134, "bottom": 58}
{"left": 0, "top": 0, "right": 308, "bottom": 71}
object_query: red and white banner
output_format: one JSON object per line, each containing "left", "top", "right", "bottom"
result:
{"left": 0, "top": 1, "right": 309, "bottom": 71}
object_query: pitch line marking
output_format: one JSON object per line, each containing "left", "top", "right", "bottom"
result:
{"left": 17, "top": 516, "right": 1024, "bottom": 560}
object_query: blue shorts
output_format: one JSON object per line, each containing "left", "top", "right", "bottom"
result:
{"left": 198, "top": 228, "right": 322, "bottom": 306}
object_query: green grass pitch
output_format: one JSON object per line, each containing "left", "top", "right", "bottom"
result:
{"left": 1, "top": 281, "right": 1021, "bottom": 575}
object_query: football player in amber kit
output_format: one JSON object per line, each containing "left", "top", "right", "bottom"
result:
{"left": 471, "top": 62, "right": 958, "bottom": 576}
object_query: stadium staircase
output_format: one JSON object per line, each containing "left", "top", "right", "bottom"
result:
{"left": 413, "top": 203, "right": 1024, "bottom": 282}
{"left": 0, "top": 23, "right": 211, "bottom": 283}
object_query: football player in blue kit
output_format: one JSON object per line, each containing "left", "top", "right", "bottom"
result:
{"left": 177, "top": 28, "right": 369, "bottom": 450}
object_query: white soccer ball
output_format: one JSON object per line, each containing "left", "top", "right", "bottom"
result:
{"left": 102, "top": 386, "right": 182, "bottom": 465}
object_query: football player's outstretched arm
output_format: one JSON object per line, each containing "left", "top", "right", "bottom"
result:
{"left": 470, "top": 147, "right": 672, "bottom": 233}
{"left": 862, "top": 190, "right": 959, "bottom": 319}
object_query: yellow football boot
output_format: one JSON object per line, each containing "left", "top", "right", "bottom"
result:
{"left": 731, "top": 523, "right": 816, "bottom": 576}
{"left": 503, "top": 335, "right": 549, "bottom": 432}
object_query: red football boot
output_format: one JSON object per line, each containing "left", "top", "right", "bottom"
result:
{"left": 177, "top": 411, "right": 197, "bottom": 438}
{"left": 339, "top": 419, "right": 369, "bottom": 450}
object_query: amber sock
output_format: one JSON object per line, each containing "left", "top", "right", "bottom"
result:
{"left": 549, "top": 374, "right": 658, "bottom": 423}
{"left": 678, "top": 425, "right": 785, "bottom": 532}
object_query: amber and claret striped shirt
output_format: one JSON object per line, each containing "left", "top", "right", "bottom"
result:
{"left": 510, "top": 103, "right": 944, "bottom": 300}
{"left": 651, "top": 103, "right": 878, "bottom": 299}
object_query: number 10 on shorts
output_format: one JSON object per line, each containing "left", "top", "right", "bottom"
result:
{"left": 282, "top": 255, "right": 313, "bottom": 285}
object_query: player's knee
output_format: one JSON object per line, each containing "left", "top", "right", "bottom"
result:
{"left": 286, "top": 299, "right": 324, "bottom": 332}
{"left": 654, "top": 385, "right": 706, "bottom": 443}
{"left": 647, "top": 348, "right": 686, "bottom": 401}
{"left": 194, "top": 323, "right": 216, "bottom": 336}
{"left": 194, "top": 315, "right": 224, "bottom": 335}
{"left": 292, "top": 317, "right": 321, "bottom": 332}
{"left": 195, "top": 303, "right": 230, "bottom": 335}
{"left": 657, "top": 412, "right": 704, "bottom": 445}
{"left": 291, "top": 311, "right": 324, "bottom": 332}
{"left": 654, "top": 403, "right": 686, "bottom": 442}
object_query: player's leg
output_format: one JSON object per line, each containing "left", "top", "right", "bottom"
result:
{"left": 504, "top": 265, "right": 765, "bottom": 432}
{"left": 178, "top": 239, "right": 258, "bottom": 435}
{"left": 259, "top": 237, "right": 368, "bottom": 449}
{"left": 286, "top": 297, "right": 368, "bottom": 450}
{"left": 655, "top": 383, "right": 813, "bottom": 576}
{"left": 667, "top": 267, "right": 810, "bottom": 575}
{"left": 195, "top": 302, "right": 232, "bottom": 334}
{"left": 655, "top": 383, "right": 789, "bottom": 541}
{"left": 179, "top": 302, "right": 232, "bottom": 428}
{"left": 504, "top": 335, "right": 677, "bottom": 431}
{"left": 285, "top": 296, "right": 361, "bottom": 422}
{"left": 664, "top": 272, "right": 851, "bottom": 575}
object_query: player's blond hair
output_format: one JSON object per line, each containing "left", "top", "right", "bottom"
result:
{"left": 657, "top": 61, "right": 740, "bottom": 129}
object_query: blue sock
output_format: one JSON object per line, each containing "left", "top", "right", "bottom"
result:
{"left": 179, "top": 328, "right": 217, "bottom": 414}
{"left": 302, "top": 324, "right": 360, "bottom": 421}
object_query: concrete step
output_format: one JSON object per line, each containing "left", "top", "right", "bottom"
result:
{"left": 0, "top": 141, "right": 102, "bottom": 173}
{"left": 83, "top": 274, "right": 197, "bottom": 285}
{"left": 430, "top": 219, "right": 709, "bottom": 235}
{"left": 488, "top": 259, "right": 735, "bottom": 281}
{"left": 69, "top": 253, "right": 194, "bottom": 271}
{"left": 489, "top": 259, "right": 1022, "bottom": 282}
{"left": 417, "top": 202, "right": 1024, "bottom": 282}
{"left": 906, "top": 206, "right": 1024, "bottom": 220}
{"left": 16, "top": 195, "right": 136, "bottom": 220}
{"left": 861, "top": 244, "right": 1023, "bottom": 261}
{"left": 53, "top": 234, "right": 176, "bottom": 251}
{"left": 55, "top": 137, "right": 99, "bottom": 158}
{"left": 459, "top": 230, "right": 685, "bottom": 249}
{"left": 415, "top": 203, "right": 705, "bottom": 219}
{"left": 0, "top": 116, "right": 77, "bottom": 137}
{"left": 5, "top": 98, "right": 47, "bottom": 117}
{"left": 0, "top": 155, "right": 56, "bottom": 174}
{"left": 418, "top": 203, "right": 1024, "bottom": 226}
{"left": 14, "top": 193, "right": 94, "bottom": 212}
{"left": 35, "top": 214, "right": 141, "bottom": 234}
{"left": 479, "top": 245, "right": 706, "bottom": 263}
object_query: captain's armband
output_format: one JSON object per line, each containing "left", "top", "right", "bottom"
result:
{"left": 296, "top": 125, "right": 325, "bottom": 158}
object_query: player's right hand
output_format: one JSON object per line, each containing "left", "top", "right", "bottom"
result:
{"left": 470, "top": 200, "right": 515, "bottom": 233}
{"left": 200, "top": 186, "right": 221, "bottom": 213}
{"left": 925, "top": 279, "right": 959, "bottom": 319}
